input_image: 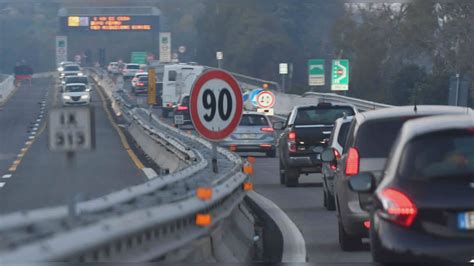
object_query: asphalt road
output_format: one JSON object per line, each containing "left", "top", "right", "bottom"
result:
{"left": 0, "top": 77, "right": 146, "bottom": 214}
{"left": 120, "top": 77, "right": 372, "bottom": 264}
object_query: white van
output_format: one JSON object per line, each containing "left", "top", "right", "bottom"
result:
{"left": 161, "top": 64, "right": 205, "bottom": 117}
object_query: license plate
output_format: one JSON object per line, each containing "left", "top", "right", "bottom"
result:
{"left": 457, "top": 211, "right": 474, "bottom": 230}
{"left": 241, "top": 134, "right": 257, "bottom": 139}
{"left": 174, "top": 115, "right": 184, "bottom": 125}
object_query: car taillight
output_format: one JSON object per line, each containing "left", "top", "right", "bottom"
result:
{"left": 378, "top": 188, "right": 417, "bottom": 227}
{"left": 177, "top": 105, "right": 188, "bottom": 111}
{"left": 334, "top": 148, "right": 341, "bottom": 160}
{"left": 288, "top": 131, "right": 296, "bottom": 142}
{"left": 260, "top": 127, "right": 274, "bottom": 133}
{"left": 288, "top": 131, "right": 296, "bottom": 153}
{"left": 330, "top": 148, "right": 341, "bottom": 170}
{"left": 345, "top": 147, "right": 359, "bottom": 176}
{"left": 137, "top": 82, "right": 144, "bottom": 86}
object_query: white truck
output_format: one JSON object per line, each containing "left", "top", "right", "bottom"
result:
{"left": 161, "top": 64, "right": 205, "bottom": 117}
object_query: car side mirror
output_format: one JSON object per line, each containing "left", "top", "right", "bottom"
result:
{"left": 321, "top": 149, "right": 335, "bottom": 162}
{"left": 273, "top": 121, "right": 285, "bottom": 130}
{"left": 348, "top": 173, "right": 375, "bottom": 193}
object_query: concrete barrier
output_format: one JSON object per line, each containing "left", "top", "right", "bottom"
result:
{"left": 0, "top": 75, "right": 15, "bottom": 105}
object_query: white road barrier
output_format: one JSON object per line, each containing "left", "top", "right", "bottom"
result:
{"left": 0, "top": 75, "right": 14, "bottom": 105}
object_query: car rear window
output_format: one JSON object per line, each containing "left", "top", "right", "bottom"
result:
{"left": 64, "top": 65, "right": 80, "bottom": 71}
{"left": 127, "top": 65, "right": 140, "bottom": 69}
{"left": 294, "top": 106, "right": 354, "bottom": 125}
{"left": 239, "top": 114, "right": 269, "bottom": 126}
{"left": 337, "top": 122, "right": 351, "bottom": 146}
{"left": 139, "top": 76, "right": 148, "bottom": 81}
{"left": 65, "top": 85, "right": 86, "bottom": 92}
{"left": 355, "top": 117, "right": 417, "bottom": 158}
{"left": 66, "top": 77, "right": 88, "bottom": 84}
{"left": 398, "top": 130, "right": 474, "bottom": 180}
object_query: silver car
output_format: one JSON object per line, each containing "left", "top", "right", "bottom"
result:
{"left": 321, "top": 115, "right": 353, "bottom": 211}
{"left": 220, "top": 112, "right": 277, "bottom": 157}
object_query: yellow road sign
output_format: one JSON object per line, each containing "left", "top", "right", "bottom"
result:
{"left": 147, "top": 68, "right": 157, "bottom": 105}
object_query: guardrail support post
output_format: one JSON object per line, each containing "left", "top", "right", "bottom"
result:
{"left": 212, "top": 142, "right": 218, "bottom": 173}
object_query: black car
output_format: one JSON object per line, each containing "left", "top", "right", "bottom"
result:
{"left": 131, "top": 76, "right": 148, "bottom": 95}
{"left": 349, "top": 114, "right": 474, "bottom": 264}
{"left": 275, "top": 102, "right": 357, "bottom": 187}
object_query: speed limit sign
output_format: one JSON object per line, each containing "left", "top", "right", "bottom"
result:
{"left": 256, "top": 91, "right": 275, "bottom": 109}
{"left": 190, "top": 70, "right": 243, "bottom": 141}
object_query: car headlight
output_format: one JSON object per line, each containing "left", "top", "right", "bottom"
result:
{"left": 81, "top": 94, "right": 90, "bottom": 99}
{"left": 63, "top": 95, "right": 71, "bottom": 100}
{"left": 77, "top": 72, "right": 84, "bottom": 76}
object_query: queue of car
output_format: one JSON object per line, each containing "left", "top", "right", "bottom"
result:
{"left": 312, "top": 105, "right": 474, "bottom": 263}
{"left": 57, "top": 61, "right": 91, "bottom": 106}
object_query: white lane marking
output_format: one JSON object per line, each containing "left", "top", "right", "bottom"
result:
{"left": 17, "top": 154, "right": 24, "bottom": 158}
{"left": 0, "top": 182, "right": 5, "bottom": 188}
{"left": 32, "top": 127, "right": 38, "bottom": 131}
{"left": 28, "top": 136, "right": 35, "bottom": 140}
{"left": 142, "top": 168, "right": 158, "bottom": 180}
{"left": 248, "top": 191, "right": 307, "bottom": 263}
{"left": 36, "top": 119, "right": 41, "bottom": 122}
{"left": 2, "top": 174, "right": 11, "bottom": 179}
{"left": 21, "top": 148, "right": 27, "bottom": 152}
{"left": 34, "top": 123, "right": 39, "bottom": 127}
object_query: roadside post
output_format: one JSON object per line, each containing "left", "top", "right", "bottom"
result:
{"left": 189, "top": 69, "right": 243, "bottom": 173}
{"left": 216, "top": 51, "right": 224, "bottom": 69}
{"left": 279, "top": 63, "right": 288, "bottom": 93}
{"left": 48, "top": 107, "right": 95, "bottom": 220}
{"left": 308, "top": 59, "right": 325, "bottom": 92}
{"left": 147, "top": 68, "right": 157, "bottom": 121}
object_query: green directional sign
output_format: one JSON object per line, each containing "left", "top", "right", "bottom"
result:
{"left": 131, "top": 51, "right": 147, "bottom": 64}
{"left": 308, "top": 59, "right": 325, "bottom": 86}
{"left": 331, "top": 60, "right": 349, "bottom": 91}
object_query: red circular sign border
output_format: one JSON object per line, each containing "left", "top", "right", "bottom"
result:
{"left": 256, "top": 91, "right": 275, "bottom": 109}
{"left": 190, "top": 69, "right": 243, "bottom": 141}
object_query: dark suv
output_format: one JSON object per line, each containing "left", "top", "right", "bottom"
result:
{"left": 276, "top": 103, "right": 357, "bottom": 187}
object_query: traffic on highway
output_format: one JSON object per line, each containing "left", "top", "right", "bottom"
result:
{"left": 0, "top": 1, "right": 474, "bottom": 264}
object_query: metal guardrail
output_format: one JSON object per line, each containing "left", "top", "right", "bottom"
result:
{"left": 202, "top": 66, "right": 280, "bottom": 92}
{"left": 303, "top": 92, "right": 393, "bottom": 112}
{"left": 0, "top": 69, "right": 248, "bottom": 262}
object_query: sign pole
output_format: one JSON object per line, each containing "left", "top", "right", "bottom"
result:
{"left": 212, "top": 142, "right": 218, "bottom": 173}
{"left": 281, "top": 74, "right": 286, "bottom": 93}
{"left": 66, "top": 151, "right": 77, "bottom": 220}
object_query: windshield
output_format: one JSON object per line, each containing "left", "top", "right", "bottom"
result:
{"left": 127, "top": 65, "right": 140, "bottom": 70}
{"left": 295, "top": 107, "right": 354, "bottom": 125}
{"left": 64, "top": 65, "right": 80, "bottom": 71}
{"left": 65, "top": 85, "right": 86, "bottom": 92}
{"left": 65, "top": 77, "right": 88, "bottom": 84}
{"left": 398, "top": 130, "right": 474, "bottom": 180}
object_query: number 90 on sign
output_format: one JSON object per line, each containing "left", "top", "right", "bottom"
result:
{"left": 190, "top": 70, "right": 243, "bottom": 141}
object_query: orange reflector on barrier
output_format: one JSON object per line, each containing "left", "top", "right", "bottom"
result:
{"left": 243, "top": 163, "right": 254, "bottom": 175}
{"left": 247, "top": 156, "right": 256, "bottom": 164}
{"left": 196, "top": 213, "right": 212, "bottom": 227}
{"left": 243, "top": 182, "right": 253, "bottom": 191}
{"left": 196, "top": 187, "right": 213, "bottom": 201}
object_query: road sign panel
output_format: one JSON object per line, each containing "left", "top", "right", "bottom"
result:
{"left": 56, "top": 36, "right": 68, "bottom": 65}
{"left": 331, "top": 60, "right": 349, "bottom": 91}
{"left": 216, "top": 51, "right": 224, "bottom": 60}
{"left": 178, "top": 45, "right": 186, "bottom": 54}
{"left": 148, "top": 68, "right": 157, "bottom": 105}
{"left": 308, "top": 59, "right": 325, "bottom": 86}
{"left": 48, "top": 107, "right": 94, "bottom": 152}
{"left": 160, "top": 32, "right": 172, "bottom": 63}
{"left": 256, "top": 91, "right": 275, "bottom": 109}
{"left": 131, "top": 51, "right": 147, "bottom": 64}
{"left": 190, "top": 70, "right": 243, "bottom": 141}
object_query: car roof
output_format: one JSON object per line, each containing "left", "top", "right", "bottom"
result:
{"left": 126, "top": 63, "right": 139, "bottom": 66}
{"left": 334, "top": 115, "right": 354, "bottom": 126}
{"left": 355, "top": 105, "right": 472, "bottom": 124}
{"left": 292, "top": 103, "right": 357, "bottom": 111}
{"left": 399, "top": 114, "right": 474, "bottom": 141}
{"left": 65, "top": 83, "right": 86, "bottom": 86}
{"left": 242, "top": 111, "right": 267, "bottom": 116}
{"left": 64, "top": 64, "right": 80, "bottom": 68}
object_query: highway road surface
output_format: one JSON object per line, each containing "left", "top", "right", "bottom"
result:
{"left": 121, "top": 79, "right": 372, "bottom": 264}
{"left": 0, "top": 77, "right": 146, "bottom": 214}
